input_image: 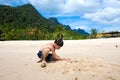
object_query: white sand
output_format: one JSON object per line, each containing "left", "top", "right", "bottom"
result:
{"left": 0, "top": 38, "right": 120, "bottom": 80}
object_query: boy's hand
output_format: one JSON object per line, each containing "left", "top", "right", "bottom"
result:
{"left": 62, "top": 58, "right": 72, "bottom": 62}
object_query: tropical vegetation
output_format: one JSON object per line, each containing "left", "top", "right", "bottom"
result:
{"left": 0, "top": 4, "right": 89, "bottom": 40}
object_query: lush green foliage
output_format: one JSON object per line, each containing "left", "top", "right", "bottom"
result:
{"left": 87, "top": 28, "right": 98, "bottom": 39}
{"left": 0, "top": 4, "right": 87, "bottom": 40}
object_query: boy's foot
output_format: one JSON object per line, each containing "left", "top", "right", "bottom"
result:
{"left": 41, "top": 61, "right": 47, "bottom": 68}
{"left": 37, "top": 59, "right": 42, "bottom": 63}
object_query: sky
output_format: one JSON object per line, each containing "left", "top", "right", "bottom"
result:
{"left": 0, "top": 0, "right": 120, "bottom": 33}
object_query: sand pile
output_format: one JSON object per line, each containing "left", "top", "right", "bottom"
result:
{"left": 39, "top": 58, "right": 120, "bottom": 80}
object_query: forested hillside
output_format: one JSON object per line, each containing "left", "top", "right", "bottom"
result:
{"left": 0, "top": 4, "right": 87, "bottom": 40}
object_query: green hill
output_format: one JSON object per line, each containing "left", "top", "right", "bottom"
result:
{"left": 0, "top": 4, "right": 87, "bottom": 40}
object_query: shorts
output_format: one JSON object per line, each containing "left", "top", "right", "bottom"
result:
{"left": 37, "top": 51, "right": 53, "bottom": 61}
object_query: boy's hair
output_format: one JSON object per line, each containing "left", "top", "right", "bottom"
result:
{"left": 54, "top": 38, "right": 64, "bottom": 47}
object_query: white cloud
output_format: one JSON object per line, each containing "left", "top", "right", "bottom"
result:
{"left": 102, "top": 0, "right": 120, "bottom": 8}
{"left": 0, "top": 0, "right": 120, "bottom": 32}
{"left": 59, "top": 18, "right": 94, "bottom": 31}
{"left": 1, "top": 0, "right": 120, "bottom": 18}
{"left": 28, "top": 0, "right": 120, "bottom": 18}
{"left": 28, "top": 0, "right": 102, "bottom": 16}
{"left": 83, "top": 7, "right": 120, "bottom": 25}
{"left": 102, "top": 26, "right": 120, "bottom": 32}
{"left": 28, "top": 0, "right": 64, "bottom": 15}
{"left": 63, "top": 0, "right": 100, "bottom": 14}
{"left": 0, "top": 0, "right": 29, "bottom": 6}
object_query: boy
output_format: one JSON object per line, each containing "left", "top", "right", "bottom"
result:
{"left": 37, "top": 38, "right": 67, "bottom": 67}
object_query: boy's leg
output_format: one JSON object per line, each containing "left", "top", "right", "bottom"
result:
{"left": 37, "top": 51, "right": 43, "bottom": 63}
{"left": 41, "top": 48, "right": 50, "bottom": 68}
{"left": 42, "top": 48, "right": 50, "bottom": 61}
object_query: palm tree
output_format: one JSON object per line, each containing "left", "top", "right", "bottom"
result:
{"left": 88, "top": 28, "right": 98, "bottom": 39}
{"left": 53, "top": 25, "right": 65, "bottom": 39}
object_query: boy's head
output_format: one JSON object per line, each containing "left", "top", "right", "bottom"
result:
{"left": 54, "top": 38, "right": 64, "bottom": 49}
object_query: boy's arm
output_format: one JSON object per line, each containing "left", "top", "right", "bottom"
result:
{"left": 52, "top": 52, "right": 71, "bottom": 61}
{"left": 52, "top": 50, "right": 64, "bottom": 61}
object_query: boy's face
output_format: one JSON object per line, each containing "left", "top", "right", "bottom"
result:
{"left": 55, "top": 44, "right": 61, "bottom": 49}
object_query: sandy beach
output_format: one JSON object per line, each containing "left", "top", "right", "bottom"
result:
{"left": 0, "top": 38, "right": 120, "bottom": 80}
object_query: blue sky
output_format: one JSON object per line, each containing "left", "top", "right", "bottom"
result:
{"left": 0, "top": 0, "right": 120, "bottom": 33}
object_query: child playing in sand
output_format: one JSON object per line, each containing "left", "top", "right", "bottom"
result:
{"left": 37, "top": 38, "right": 68, "bottom": 67}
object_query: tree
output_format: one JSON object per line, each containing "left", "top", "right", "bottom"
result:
{"left": 88, "top": 28, "right": 98, "bottom": 39}
{"left": 53, "top": 25, "right": 65, "bottom": 39}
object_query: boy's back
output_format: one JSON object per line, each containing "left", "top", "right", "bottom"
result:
{"left": 40, "top": 43, "right": 54, "bottom": 52}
